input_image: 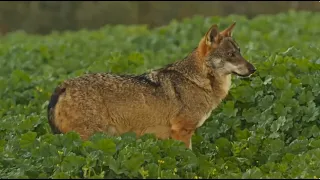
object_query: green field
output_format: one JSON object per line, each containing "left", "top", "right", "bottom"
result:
{"left": 0, "top": 11, "right": 320, "bottom": 179}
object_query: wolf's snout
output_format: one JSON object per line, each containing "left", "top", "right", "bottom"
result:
{"left": 247, "top": 63, "right": 256, "bottom": 74}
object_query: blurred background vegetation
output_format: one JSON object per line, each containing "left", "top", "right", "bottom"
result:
{"left": 0, "top": 1, "right": 319, "bottom": 36}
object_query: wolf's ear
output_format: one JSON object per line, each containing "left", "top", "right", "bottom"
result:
{"left": 205, "top": 24, "right": 222, "bottom": 46}
{"left": 220, "top": 22, "right": 236, "bottom": 37}
{"left": 198, "top": 24, "right": 222, "bottom": 58}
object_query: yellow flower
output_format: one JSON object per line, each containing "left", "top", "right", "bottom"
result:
{"left": 158, "top": 160, "right": 165, "bottom": 164}
{"left": 36, "top": 86, "right": 43, "bottom": 92}
{"left": 211, "top": 168, "right": 217, "bottom": 175}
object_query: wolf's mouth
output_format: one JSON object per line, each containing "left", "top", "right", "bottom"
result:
{"left": 232, "top": 72, "right": 253, "bottom": 78}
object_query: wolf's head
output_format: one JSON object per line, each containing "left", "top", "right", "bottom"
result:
{"left": 198, "top": 22, "right": 256, "bottom": 77}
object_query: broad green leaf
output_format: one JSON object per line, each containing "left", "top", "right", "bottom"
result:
{"left": 20, "top": 131, "right": 37, "bottom": 149}
{"left": 242, "top": 167, "right": 263, "bottom": 179}
{"left": 93, "top": 139, "right": 116, "bottom": 155}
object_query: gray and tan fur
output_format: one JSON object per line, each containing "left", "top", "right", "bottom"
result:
{"left": 47, "top": 22, "right": 256, "bottom": 149}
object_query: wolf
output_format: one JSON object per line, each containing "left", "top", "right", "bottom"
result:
{"left": 47, "top": 22, "right": 256, "bottom": 149}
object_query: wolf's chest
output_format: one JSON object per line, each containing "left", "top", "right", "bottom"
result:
{"left": 196, "top": 75, "right": 232, "bottom": 128}
{"left": 196, "top": 110, "right": 213, "bottom": 128}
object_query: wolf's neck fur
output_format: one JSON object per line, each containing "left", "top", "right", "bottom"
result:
{"left": 162, "top": 48, "right": 232, "bottom": 99}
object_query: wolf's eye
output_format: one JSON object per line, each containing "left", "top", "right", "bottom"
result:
{"left": 228, "top": 52, "right": 234, "bottom": 57}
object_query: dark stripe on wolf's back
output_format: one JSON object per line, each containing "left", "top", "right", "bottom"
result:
{"left": 131, "top": 73, "right": 160, "bottom": 87}
{"left": 47, "top": 86, "right": 66, "bottom": 134}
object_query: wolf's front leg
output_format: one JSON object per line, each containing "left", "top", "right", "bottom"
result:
{"left": 170, "top": 127, "right": 195, "bottom": 149}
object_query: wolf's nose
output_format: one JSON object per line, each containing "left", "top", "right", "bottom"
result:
{"left": 249, "top": 66, "right": 256, "bottom": 73}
